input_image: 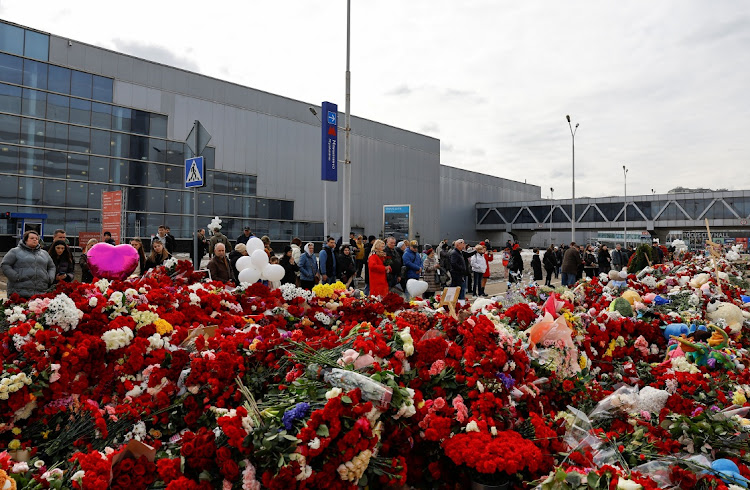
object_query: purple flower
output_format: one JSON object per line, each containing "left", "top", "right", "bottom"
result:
{"left": 691, "top": 407, "right": 704, "bottom": 417}
{"left": 282, "top": 402, "right": 311, "bottom": 430}
{"left": 496, "top": 373, "right": 515, "bottom": 389}
{"left": 707, "top": 358, "right": 717, "bottom": 369}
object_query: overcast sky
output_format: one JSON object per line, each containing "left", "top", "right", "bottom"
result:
{"left": 2, "top": 1, "right": 749, "bottom": 198}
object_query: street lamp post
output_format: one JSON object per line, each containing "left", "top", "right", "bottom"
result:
{"left": 623, "top": 165, "right": 628, "bottom": 249}
{"left": 566, "top": 115, "right": 579, "bottom": 243}
{"left": 549, "top": 187, "right": 554, "bottom": 246}
{"left": 341, "top": 0, "right": 352, "bottom": 244}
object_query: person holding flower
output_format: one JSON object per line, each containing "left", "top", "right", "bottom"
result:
{"left": 2, "top": 230, "right": 55, "bottom": 298}
{"left": 298, "top": 242, "right": 319, "bottom": 290}
{"left": 48, "top": 240, "right": 75, "bottom": 283}
{"left": 145, "top": 238, "right": 172, "bottom": 272}
{"left": 368, "top": 239, "right": 389, "bottom": 297}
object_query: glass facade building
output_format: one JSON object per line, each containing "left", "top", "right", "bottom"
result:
{"left": 0, "top": 21, "right": 319, "bottom": 244}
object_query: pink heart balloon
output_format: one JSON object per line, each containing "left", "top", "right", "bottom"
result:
{"left": 87, "top": 243, "right": 139, "bottom": 281}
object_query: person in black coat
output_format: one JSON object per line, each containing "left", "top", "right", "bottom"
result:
{"left": 543, "top": 245, "right": 557, "bottom": 287}
{"left": 531, "top": 248, "right": 543, "bottom": 282}
{"left": 48, "top": 240, "right": 75, "bottom": 283}
{"left": 509, "top": 245, "right": 523, "bottom": 284}
{"left": 597, "top": 245, "right": 612, "bottom": 274}
{"left": 228, "top": 243, "right": 248, "bottom": 281}
{"left": 280, "top": 246, "right": 299, "bottom": 285}
{"left": 336, "top": 244, "right": 358, "bottom": 287}
{"left": 449, "top": 240, "right": 469, "bottom": 299}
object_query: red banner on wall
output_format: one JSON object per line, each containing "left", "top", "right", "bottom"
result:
{"left": 102, "top": 190, "right": 123, "bottom": 244}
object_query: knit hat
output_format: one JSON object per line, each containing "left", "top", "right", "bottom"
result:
{"left": 283, "top": 245, "right": 292, "bottom": 253}
{"left": 425, "top": 248, "right": 434, "bottom": 255}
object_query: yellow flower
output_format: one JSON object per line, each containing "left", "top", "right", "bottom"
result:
{"left": 248, "top": 339, "right": 260, "bottom": 351}
{"left": 732, "top": 390, "right": 747, "bottom": 406}
{"left": 154, "top": 319, "right": 173, "bottom": 335}
{"left": 604, "top": 339, "right": 617, "bottom": 357}
{"left": 42, "top": 430, "right": 50, "bottom": 439}
{"left": 8, "top": 439, "right": 21, "bottom": 450}
{"left": 579, "top": 355, "right": 587, "bottom": 370}
{"left": 11, "top": 427, "right": 21, "bottom": 435}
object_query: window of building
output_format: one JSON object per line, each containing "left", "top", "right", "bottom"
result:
{"left": 0, "top": 53, "right": 22, "bottom": 85}
{"left": 164, "top": 165, "right": 180, "bottom": 189}
{"left": 110, "top": 159, "right": 129, "bottom": 183}
{"left": 69, "top": 98, "right": 90, "bottom": 126}
{"left": 21, "top": 88, "right": 45, "bottom": 118}
{"left": 110, "top": 132, "right": 130, "bottom": 158}
{"left": 0, "top": 83, "right": 21, "bottom": 113}
{"left": 580, "top": 205, "right": 606, "bottom": 223}
{"left": 127, "top": 187, "right": 145, "bottom": 211}
{"left": 47, "top": 65, "right": 71, "bottom": 94}
{"left": 0, "top": 173, "right": 18, "bottom": 202}
{"left": 0, "top": 114, "right": 19, "bottom": 144}
{"left": 66, "top": 181, "right": 88, "bottom": 208}
{"left": 131, "top": 109, "right": 149, "bottom": 135}
{"left": 127, "top": 160, "right": 148, "bottom": 186}
{"left": 656, "top": 202, "right": 689, "bottom": 221}
{"left": 42, "top": 178, "right": 65, "bottom": 206}
{"left": 112, "top": 106, "right": 131, "bottom": 132}
{"left": 88, "top": 183, "right": 106, "bottom": 208}
{"left": 596, "top": 202, "right": 621, "bottom": 221}
{"left": 150, "top": 114, "right": 167, "bottom": 138}
{"left": 46, "top": 93, "right": 69, "bottom": 122}
{"left": 0, "top": 23, "right": 24, "bottom": 56}
{"left": 20, "top": 117, "right": 43, "bottom": 147}
{"left": 17, "top": 176, "right": 42, "bottom": 205}
{"left": 44, "top": 121, "right": 67, "bottom": 150}
{"left": 44, "top": 150, "right": 66, "bottom": 178}
{"left": 702, "top": 200, "right": 737, "bottom": 220}
{"left": 92, "top": 75, "right": 113, "bottom": 102}
{"left": 22, "top": 59, "right": 47, "bottom": 89}
{"left": 727, "top": 197, "right": 750, "bottom": 219}
{"left": 515, "top": 208, "right": 537, "bottom": 224}
{"left": 131, "top": 135, "right": 148, "bottom": 160}
{"left": 23, "top": 29, "right": 48, "bottom": 61}
{"left": 91, "top": 102, "right": 111, "bottom": 129}
{"left": 18, "top": 147, "right": 43, "bottom": 176}
{"left": 148, "top": 137, "right": 166, "bottom": 162}
{"left": 0, "top": 144, "right": 19, "bottom": 174}
{"left": 166, "top": 140, "right": 185, "bottom": 165}
{"left": 496, "top": 206, "right": 519, "bottom": 223}
{"left": 88, "top": 156, "right": 109, "bottom": 183}
{"left": 67, "top": 125, "right": 90, "bottom": 153}
{"left": 90, "top": 129, "right": 110, "bottom": 156}
{"left": 146, "top": 187, "right": 164, "bottom": 213}
{"left": 147, "top": 163, "right": 166, "bottom": 187}
{"left": 213, "top": 194, "right": 228, "bottom": 216}
{"left": 198, "top": 193, "right": 212, "bottom": 214}
{"left": 70, "top": 70, "right": 92, "bottom": 99}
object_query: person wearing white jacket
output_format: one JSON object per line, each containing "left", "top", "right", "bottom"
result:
{"left": 469, "top": 245, "right": 487, "bottom": 297}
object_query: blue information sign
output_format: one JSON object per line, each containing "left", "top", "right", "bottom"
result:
{"left": 321, "top": 101, "right": 338, "bottom": 181}
{"left": 185, "top": 156, "right": 204, "bottom": 188}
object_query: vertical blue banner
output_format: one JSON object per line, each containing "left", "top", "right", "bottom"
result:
{"left": 321, "top": 101, "right": 338, "bottom": 181}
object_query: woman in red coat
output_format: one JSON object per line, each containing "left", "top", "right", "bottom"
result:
{"left": 367, "top": 239, "right": 389, "bottom": 297}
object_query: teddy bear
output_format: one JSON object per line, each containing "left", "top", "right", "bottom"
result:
{"left": 706, "top": 301, "right": 750, "bottom": 335}
{"left": 0, "top": 469, "right": 17, "bottom": 490}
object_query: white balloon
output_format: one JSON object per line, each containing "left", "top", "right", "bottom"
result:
{"left": 261, "top": 264, "right": 285, "bottom": 282}
{"left": 250, "top": 249, "right": 269, "bottom": 269}
{"left": 247, "top": 237, "right": 264, "bottom": 253}
{"left": 238, "top": 267, "right": 261, "bottom": 284}
{"left": 235, "top": 255, "right": 254, "bottom": 272}
{"left": 406, "top": 279, "right": 429, "bottom": 297}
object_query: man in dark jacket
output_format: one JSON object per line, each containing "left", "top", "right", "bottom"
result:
{"left": 236, "top": 227, "right": 253, "bottom": 245}
{"left": 192, "top": 228, "right": 208, "bottom": 266}
{"left": 554, "top": 246, "right": 563, "bottom": 278}
{"left": 1, "top": 231, "right": 56, "bottom": 298}
{"left": 165, "top": 226, "right": 176, "bottom": 253}
{"left": 611, "top": 244, "right": 625, "bottom": 270}
{"left": 561, "top": 242, "right": 582, "bottom": 287}
{"left": 385, "top": 237, "right": 402, "bottom": 290}
{"left": 319, "top": 237, "right": 337, "bottom": 284}
{"left": 450, "top": 239, "right": 468, "bottom": 299}
{"left": 207, "top": 243, "right": 235, "bottom": 283}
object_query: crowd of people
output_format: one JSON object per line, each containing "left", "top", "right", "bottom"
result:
{"left": 1, "top": 222, "right": 667, "bottom": 301}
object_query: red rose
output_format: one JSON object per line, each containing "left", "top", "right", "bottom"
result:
{"left": 221, "top": 459, "right": 240, "bottom": 481}
{"left": 215, "top": 446, "right": 232, "bottom": 463}
{"left": 119, "top": 458, "right": 135, "bottom": 473}
{"left": 181, "top": 441, "right": 195, "bottom": 457}
{"left": 562, "top": 380, "right": 575, "bottom": 392}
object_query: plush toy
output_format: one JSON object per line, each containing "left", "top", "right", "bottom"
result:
{"left": 671, "top": 325, "right": 735, "bottom": 370}
{"left": 706, "top": 301, "right": 750, "bottom": 335}
{"left": 621, "top": 290, "right": 642, "bottom": 305}
{"left": 0, "top": 470, "right": 17, "bottom": 490}
{"left": 690, "top": 273, "right": 710, "bottom": 289}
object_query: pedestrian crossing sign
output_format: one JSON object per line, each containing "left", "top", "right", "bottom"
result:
{"left": 185, "top": 156, "right": 204, "bottom": 188}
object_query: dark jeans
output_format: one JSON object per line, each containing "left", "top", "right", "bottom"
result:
{"left": 561, "top": 272, "right": 576, "bottom": 287}
{"left": 301, "top": 279, "right": 316, "bottom": 290}
{"left": 472, "top": 271, "right": 484, "bottom": 296}
{"left": 545, "top": 268, "right": 554, "bottom": 287}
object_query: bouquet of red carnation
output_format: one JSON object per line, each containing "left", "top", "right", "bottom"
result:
{"left": 504, "top": 303, "right": 536, "bottom": 328}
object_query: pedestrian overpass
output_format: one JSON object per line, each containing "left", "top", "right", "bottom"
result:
{"left": 476, "top": 190, "right": 750, "bottom": 247}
